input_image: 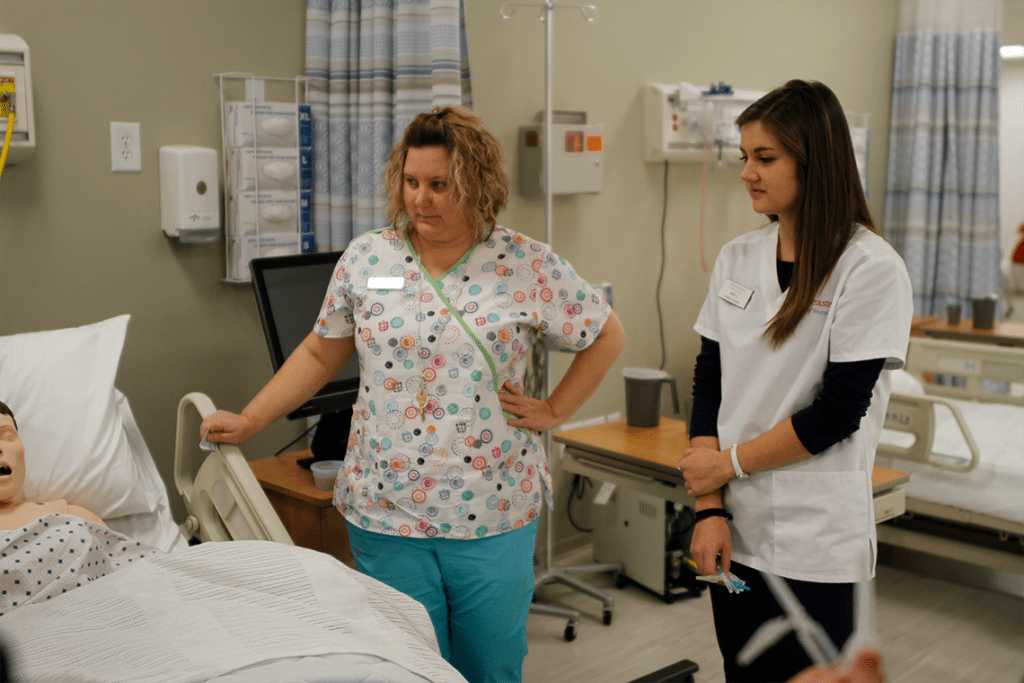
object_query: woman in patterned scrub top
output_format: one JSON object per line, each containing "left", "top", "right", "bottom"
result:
{"left": 201, "top": 107, "right": 626, "bottom": 683}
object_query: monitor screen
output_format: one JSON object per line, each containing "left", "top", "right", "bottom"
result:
{"left": 249, "top": 251, "right": 360, "bottom": 422}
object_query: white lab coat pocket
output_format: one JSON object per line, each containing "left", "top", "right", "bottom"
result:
{"left": 771, "top": 470, "right": 870, "bottom": 579}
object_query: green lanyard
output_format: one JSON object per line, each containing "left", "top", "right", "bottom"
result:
{"left": 406, "top": 236, "right": 537, "bottom": 441}
{"left": 407, "top": 236, "right": 501, "bottom": 393}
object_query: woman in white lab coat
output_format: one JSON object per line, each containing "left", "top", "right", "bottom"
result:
{"left": 677, "top": 80, "right": 912, "bottom": 682}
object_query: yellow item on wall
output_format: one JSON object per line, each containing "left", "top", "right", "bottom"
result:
{"left": 0, "top": 34, "right": 36, "bottom": 167}
{"left": 0, "top": 76, "right": 14, "bottom": 180}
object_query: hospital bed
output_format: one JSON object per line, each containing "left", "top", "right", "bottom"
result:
{"left": 875, "top": 336, "right": 1024, "bottom": 576}
{"left": 0, "top": 315, "right": 469, "bottom": 683}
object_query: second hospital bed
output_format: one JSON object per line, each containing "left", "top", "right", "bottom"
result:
{"left": 875, "top": 336, "right": 1024, "bottom": 576}
{"left": 0, "top": 315, "right": 469, "bottom": 683}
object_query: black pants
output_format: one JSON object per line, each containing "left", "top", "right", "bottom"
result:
{"left": 709, "top": 562, "right": 854, "bottom": 683}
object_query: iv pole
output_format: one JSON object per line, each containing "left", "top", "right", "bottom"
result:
{"left": 500, "top": 1, "right": 619, "bottom": 643}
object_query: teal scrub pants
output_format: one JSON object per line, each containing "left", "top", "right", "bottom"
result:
{"left": 346, "top": 521, "right": 538, "bottom": 683}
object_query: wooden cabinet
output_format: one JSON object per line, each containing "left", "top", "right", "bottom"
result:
{"left": 249, "top": 450, "right": 354, "bottom": 568}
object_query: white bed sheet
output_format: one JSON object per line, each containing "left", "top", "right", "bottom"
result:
{"left": 0, "top": 525, "right": 468, "bottom": 683}
{"left": 877, "top": 398, "right": 1024, "bottom": 526}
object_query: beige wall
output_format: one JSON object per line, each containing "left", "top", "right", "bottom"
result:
{"left": 0, "top": 1, "right": 904, "bottom": 541}
{"left": 1006, "top": 0, "right": 1024, "bottom": 43}
{"left": 0, "top": 0, "right": 309, "bottom": 523}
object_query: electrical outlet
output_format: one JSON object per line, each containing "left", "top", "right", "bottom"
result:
{"left": 110, "top": 121, "right": 141, "bottom": 172}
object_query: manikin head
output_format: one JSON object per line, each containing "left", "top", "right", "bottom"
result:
{"left": 0, "top": 401, "right": 25, "bottom": 505}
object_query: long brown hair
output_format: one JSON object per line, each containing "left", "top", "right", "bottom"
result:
{"left": 736, "top": 80, "right": 876, "bottom": 347}
{"left": 383, "top": 107, "right": 508, "bottom": 242}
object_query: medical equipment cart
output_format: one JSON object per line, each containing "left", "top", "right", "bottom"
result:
{"left": 592, "top": 486, "right": 706, "bottom": 603}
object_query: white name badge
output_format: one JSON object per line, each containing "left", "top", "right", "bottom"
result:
{"left": 719, "top": 279, "right": 754, "bottom": 309}
{"left": 367, "top": 276, "right": 406, "bottom": 290}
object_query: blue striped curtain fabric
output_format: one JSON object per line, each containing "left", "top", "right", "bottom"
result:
{"left": 884, "top": 1, "right": 1002, "bottom": 316}
{"left": 305, "top": 0, "right": 472, "bottom": 251}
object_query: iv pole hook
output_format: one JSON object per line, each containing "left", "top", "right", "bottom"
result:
{"left": 500, "top": 2, "right": 597, "bottom": 22}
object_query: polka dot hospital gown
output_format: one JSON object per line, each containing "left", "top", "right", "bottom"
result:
{"left": 0, "top": 514, "right": 160, "bottom": 615}
{"left": 316, "top": 226, "right": 612, "bottom": 541}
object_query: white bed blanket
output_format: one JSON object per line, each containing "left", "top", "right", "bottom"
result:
{"left": 0, "top": 518, "right": 468, "bottom": 683}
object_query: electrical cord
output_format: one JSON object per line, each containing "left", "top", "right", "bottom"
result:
{"left": 274, "top": 421, "right": 318, "bottom": 456}
{"left": 668, "top": 505, "right": 696, "bottom": 549}
{"left": 0, "top": 79, "right": 14, "bottom": 180}
{"left": 566, "top": 474, "right": 593, "bottom": 533}
{"left": 656, "top": 159, "right": 669, "bottom": 371}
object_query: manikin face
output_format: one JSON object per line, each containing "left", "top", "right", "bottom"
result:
{"left": 739, "top": 120, "right": 802, "bottom": 226}
{"left": 403, "top": 146, "right": 473, "bottom": 247}
{"left": 0, "top": 414, "right": 26, "bottom": 504}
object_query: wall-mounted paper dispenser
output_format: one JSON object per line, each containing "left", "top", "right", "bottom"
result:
{"left": 159, "top": 145, "right": 220, "bottom": 243}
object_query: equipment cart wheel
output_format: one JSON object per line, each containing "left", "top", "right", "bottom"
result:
{"left": 564, "top": 624, "right": 577, "bottom": 642}
{"left": 603, "top": 608, "right": 612, "bottom": 626}
{"left": 615, "top": 574, "right": 629, "bottom": 590}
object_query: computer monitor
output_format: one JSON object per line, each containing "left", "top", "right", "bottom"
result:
{"left": 249, "top": 251, "right": 360, "bottom": 466}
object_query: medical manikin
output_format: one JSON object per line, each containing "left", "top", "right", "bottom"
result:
{"left": 0, "top": 400, "right": 105, "bottom": 530}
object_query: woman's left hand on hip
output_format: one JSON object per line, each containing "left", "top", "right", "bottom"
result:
{"left": 499, "top": 381, "right": 558, "bottom": 432}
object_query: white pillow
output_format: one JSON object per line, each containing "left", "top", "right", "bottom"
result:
{"left": 104, "top": 389, "right": 189, "bottom": 553}
{"left": 0, "top": 316, "right": 159, "bottom": 519}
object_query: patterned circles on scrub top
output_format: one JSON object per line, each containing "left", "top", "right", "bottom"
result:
{"left": 316, "top": 227, "right": 612, "bottom": 541}
{"left": 0, "top": 513, "right": 162, "bottom": 615}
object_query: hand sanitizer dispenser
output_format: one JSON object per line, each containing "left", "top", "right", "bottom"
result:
{"left": 159, "top": 145, "right": 220, "bottom": 243}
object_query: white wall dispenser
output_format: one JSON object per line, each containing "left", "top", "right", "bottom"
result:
{"left": 518, "top": 110, "right": 602, "bottom": 197}
{"left": 159, "top": 145, "right": 221, "bottom": 243}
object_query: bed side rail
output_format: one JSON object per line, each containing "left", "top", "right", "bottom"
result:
{"left": 174, "top": 392, "right": 294, "bottom": 545}
{"left": 905, "top": 337, "right": 1024, "bottom": 407}
{"left": 880, "top": 392, "right": 980, "bottom": 473}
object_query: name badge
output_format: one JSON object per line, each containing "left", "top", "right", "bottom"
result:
{"left": 367, "top": 276, "right": 406, "bottom": 291}
{"left": 719, "top": 279, "right": 754, "bottom": 309}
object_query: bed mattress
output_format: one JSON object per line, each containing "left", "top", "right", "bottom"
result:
{"left": 877, "top": 398, "right": 1024, "bottom": 527}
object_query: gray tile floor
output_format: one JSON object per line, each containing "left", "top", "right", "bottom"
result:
{"left": 524, "top": 551, "right": 1024, "bottom": 683}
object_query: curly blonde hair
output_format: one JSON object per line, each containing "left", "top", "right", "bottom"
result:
{"left": 383, "top": 107, "right": 509, "bottom": 242}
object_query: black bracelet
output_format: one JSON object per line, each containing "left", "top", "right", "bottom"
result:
{"left": 694, "top": 508, "right": 733, "bottom": 522}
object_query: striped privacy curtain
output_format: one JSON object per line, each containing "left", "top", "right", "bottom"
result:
{"left": 884, "top": 0, "right": 1003, "bottom": 317}
{"left": 305, "top": 0, "right": 473, "bottom": 251}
